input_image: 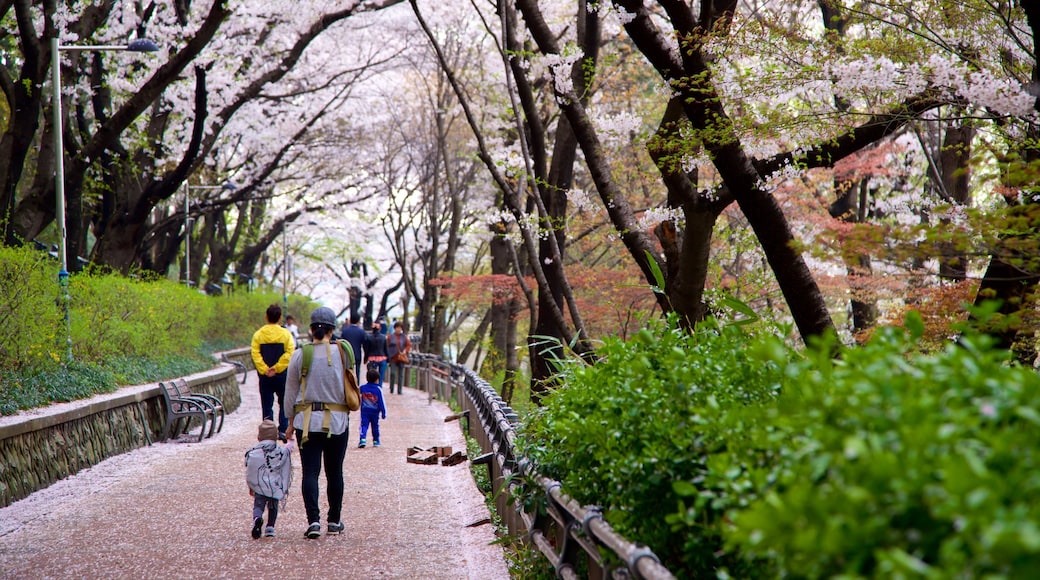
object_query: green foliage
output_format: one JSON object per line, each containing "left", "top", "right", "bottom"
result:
{"left": 201, "top": 292, "right": 317, "bottom": 347}
{"left": 0, "top": 246, "right": 62, "bottom": 369}
{"left": 202, "top": 290, "right": 290, "bottom": 346}
{"left": 723, "top": 320, "right": 1040, "bottom": 578}
{"left": 497, "top": 533, "right": 556, "bottom": 580}
{"left": 518, "top": 313, "right": 1040, "bottom": 578}
{"left": 517, "top": 314, "right": 788, "bottom": 576}
{"left": 101, "top": 354, "right": 213, "bottom": 385}
{"left": 70, "top": 270, "right": 209, "bottom": 361}
{"left": 0, "top": 361, "right": 116, "bottom": 414}
{"left": 0, "top": 355, "right": 214, "bottom": 415}
{"left": 0, "top": 246, "right": 302, "bottom": 415}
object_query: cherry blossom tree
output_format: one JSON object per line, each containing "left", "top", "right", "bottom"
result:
{"left": 1, "top": 0, "right": 407, "bottom": 282}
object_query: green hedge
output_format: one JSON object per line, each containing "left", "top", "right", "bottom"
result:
{"left": 519, "top": 314, "right": 1040, "bottom": 578}
{"left": 0, "top": 246, "right": 62, "bottom": 366}
{"left": 70, "top": 271, "right": 207, "bottom": 360}
{"left": 0, "top": 245, "right": 316, "bottom": 414}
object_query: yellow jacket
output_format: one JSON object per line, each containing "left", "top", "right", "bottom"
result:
{"left": 251, "top": 323, "right": 295, "bottom": 374}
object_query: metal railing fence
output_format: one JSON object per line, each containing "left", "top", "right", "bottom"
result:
{"left": 407, "top": 354, "right": 676, "bottom": 580}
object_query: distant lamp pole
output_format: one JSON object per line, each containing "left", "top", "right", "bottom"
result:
{"left": 183, "top": 182, "right": 236, "bottom": 286}
{"left": 282, "top": 220, "right": 317, "bottom": 318}
{"left": 51, "top": 35, "right": 159, "bottom": 362}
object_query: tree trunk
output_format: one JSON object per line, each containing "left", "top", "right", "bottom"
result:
{"left": 616, "top": 0, "right": 835, "bottom": 342}
{"left": 0, "top": 0, "right": 52, "bottom": 245}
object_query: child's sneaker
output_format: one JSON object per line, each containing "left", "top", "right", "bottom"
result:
{"left": 358, "top": 439, "right": 366, "bottom": 448}
{"left": 251, "top": 517, "right": 263, "bottom": 539}
{"left": 373, "top": 441, "right": 381, "bottom": 447}
{"left": 304, "top": 522, "right": 321, "bottom": 539}
{"left": 264, "top": 526, "right": 275, "bottom": 537}
{"left": 327, "top": 521, "right": 345, "bottom": 535}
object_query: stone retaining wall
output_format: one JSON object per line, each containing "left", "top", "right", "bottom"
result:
{"left": 0, "top": 356, "right": 246, "bottom": 509}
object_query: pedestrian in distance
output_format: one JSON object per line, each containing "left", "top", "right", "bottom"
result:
{"left": 245, "top": 419, "right": 293, "bottom": 539}
{"left": 363, "top": 320, "right": 388, "bottom": 385}
{"left": 358, "top": 368, "right": 387, "bottom": 448}
{"left": 251, "top": 304, "right": 294, "bottom": 441}
{"left": 283, "top": 306, "right": 352, "bottom": 539}
{"left": 386, "top": 320, "right": 412, "bottom": 395}
{"left": 285, "top": 315, "right": 300, "bottom": 347}
{"left": 340, "top": 312, "right": 366, "bottom": 378}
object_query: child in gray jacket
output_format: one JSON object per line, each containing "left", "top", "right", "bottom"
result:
{"left": 245, "top": 419, "right": 293, "bottom": 538}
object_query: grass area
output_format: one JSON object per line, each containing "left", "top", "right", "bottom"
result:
{"left": 0, "top": 353, "right": 215, "bottom": 416}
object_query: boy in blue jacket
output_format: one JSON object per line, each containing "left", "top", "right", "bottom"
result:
{"left": 358, "top": 368, "right": 387, "bottom": 448}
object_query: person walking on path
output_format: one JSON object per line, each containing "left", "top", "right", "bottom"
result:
{"left": 358, "top": 368, "right": 387, "bottom": 448}
{"left": 386, "top": 321, "right": 412, "bottom": 395}
{"left": 244, "top": 419, "right": 293, "bottom": 539}
{"left": 283, "top": 306, "right": 351, "bottom": 539}
{"left": 340, "top": 312, "right": 366, "bottom": 378}
{"left": 363, "top": 320, "right": 388, "bottom": 385}
{"left": 285, "top": 315, "right": 300, "bottom": 347}
{"left": 251, "top": 304, "right": 295, "bottom": 440}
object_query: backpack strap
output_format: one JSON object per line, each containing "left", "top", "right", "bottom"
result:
{"left": 293, "top": 342, "right": 348, "bottom": 444}
{"left": 300, "top": 343, "right": 313, "bottom": 378}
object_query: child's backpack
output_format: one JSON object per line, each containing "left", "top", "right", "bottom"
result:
{"left": 245, "top": 444, "right": 290, "bottom": 500}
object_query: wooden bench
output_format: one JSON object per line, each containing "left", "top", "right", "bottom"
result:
{"left": 158, "top": 381, "right": 212, "bottom": 442}
{"left": 173, "top": 378, "right": 225, "bottom": 437}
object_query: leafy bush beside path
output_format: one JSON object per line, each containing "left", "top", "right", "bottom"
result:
{"left": 518, "top": 314, "right": 1040, "bottom": 578}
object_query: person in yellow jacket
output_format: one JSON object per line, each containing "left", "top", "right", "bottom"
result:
{"left": 251, "top": 304, "right": 295, "bottom": 441}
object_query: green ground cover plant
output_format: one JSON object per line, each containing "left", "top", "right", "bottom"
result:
{"left": 518, "top": 313, "right": 1040, "bottom": 578}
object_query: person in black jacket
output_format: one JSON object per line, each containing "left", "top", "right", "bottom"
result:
{"left": 339, "top": 312, "right": 366, "bottom": 378}
{"left": 363, "top": 321, "right": 388, "bottom": 385}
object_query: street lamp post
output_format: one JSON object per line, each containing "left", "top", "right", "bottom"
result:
{"left": 51, "top": 35, "right": 158, "bottom": 362}
{"left": 183, "top": 182, "right": 236, "bottom": 286}
{"left": 282, "top": 225, "right": 289, "bottom": 318}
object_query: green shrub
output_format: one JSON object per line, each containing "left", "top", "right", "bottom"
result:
{"left": 0, "top": 246, "right": 63, "bottom": 370}
{"left": 202, "top": 292, "right": 312, "bottom": 346}
{"left": 520, "top": 312, "right": 1040, "bottom": 578}
{"left": 517, "top": 315, "right": 789, "bottom": 576}
{"left": 722, "top": 318, "right": 1040, "bottom": 578}
{"left": 0, "top": 246, "right": 312, "bottom": 414}
{"left": 103, "top": 354, "right": 213, "bottom": 385}
{"left": 70, "top": 270, "right": 209, "bottom": 361}
{"left": 0, "top": 360, "right": 118, "bottom": 414}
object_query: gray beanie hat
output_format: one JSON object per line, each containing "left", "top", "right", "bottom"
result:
{"left": 310, "top": 306, "right": 337, "bottom": 328}
{"left": 258, "top": 419, "right": 278, "bottom": 442}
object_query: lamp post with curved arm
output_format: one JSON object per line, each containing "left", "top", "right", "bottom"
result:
{"left": 50, "top": 36, "right": 158, "bottom": 361}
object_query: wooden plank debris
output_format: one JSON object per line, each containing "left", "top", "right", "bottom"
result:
{"left": 440, "top": 451, "right": 468, "bottom": 467}
{"left": 406, "top": 445, "right": 456, "bottom": 465}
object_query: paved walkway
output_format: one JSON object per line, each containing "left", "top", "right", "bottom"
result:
{"left": 0, "top": 371, "right": 509, "bottom": 579}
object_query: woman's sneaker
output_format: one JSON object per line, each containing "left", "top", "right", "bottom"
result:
{"left": 304, "top": 522, "right": 322, "bottom": 539}
{"left": 264, "top": 526, "right": 275, "bottom": 537}
{"left": 327, "top": 521, "right": 345, "bottom": 535}
{"left": 251, "top": 517, "right": 263, "bottom": 539}
{"left": 358, "top": 439, "right": 366, "bottom": 448}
